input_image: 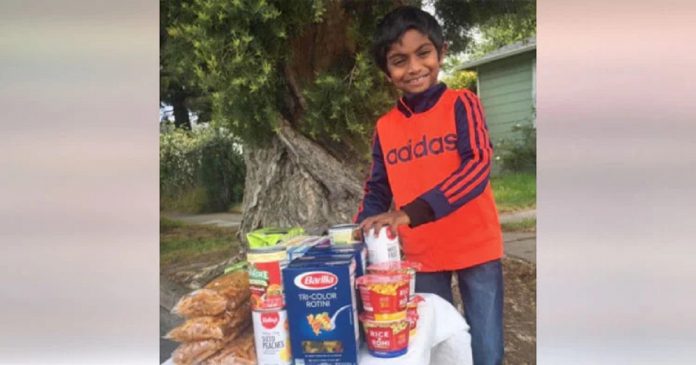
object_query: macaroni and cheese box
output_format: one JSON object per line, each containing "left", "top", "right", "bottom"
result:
{"left": 283, "top": 258, "right": 360, "bottom": 365}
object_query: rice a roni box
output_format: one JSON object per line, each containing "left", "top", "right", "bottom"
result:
{"left": 283, "top": 257, "right": 360, "bottom": 365}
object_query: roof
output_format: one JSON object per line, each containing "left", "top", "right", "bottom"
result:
{"left": 456, "top": 37, "right": 536, "bottom": 70}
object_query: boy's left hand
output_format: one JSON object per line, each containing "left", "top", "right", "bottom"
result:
{"left": 359, "top": 210, "right": 410, "bottom": 238}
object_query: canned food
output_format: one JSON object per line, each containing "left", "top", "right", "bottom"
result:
{"left": 252, "top": 309, "right": 292, "bottom": 365}
{"left": 367, "top": 260, "right": 422, "bottom": 299}
{"left": 247, "top": 246, "right": 287, "bottom": 310}
{"left": 363, "top": 226, "right": 401, "bottom": 264}
{"left": 406, "top": 296, "right": 423, "bottom": 339}
{"left": 356, "top": 274, "right": 410, "bottom": 315}
{"left": 359, "top": 314, "right": 410, "bottom": 358}
{"left": 328, "top": 224, "right": 361, "bottom": 245}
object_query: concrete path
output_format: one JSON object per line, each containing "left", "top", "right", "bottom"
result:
{"left": 499, "top": 209, "right": 536, "bottom": 224}
{"left": 162, "top": 212, "right": 242, "bottom": 229}
{"left": 503, "top": 231, "right": 536, "bottom": 264}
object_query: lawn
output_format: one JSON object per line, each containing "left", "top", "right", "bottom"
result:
{"left": 160, "top": 218, "right": 243, "bottom": 269}
{"left": 491, "top": 171, "right": 536, "bottom": 213}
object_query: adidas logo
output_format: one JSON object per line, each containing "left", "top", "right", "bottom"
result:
{"left": 385, "top": 133, "right": 457, "bottom": 165}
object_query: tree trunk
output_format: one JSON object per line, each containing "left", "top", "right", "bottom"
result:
{"left": 239, "top": 120, "right": 363, "bottom": 241}
{"left": 171, "top": 89, "right": 191, "bottom": 130}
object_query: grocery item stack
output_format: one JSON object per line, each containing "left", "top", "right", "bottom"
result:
{"left": 167, "top": 270, "right": 255, "bottom": 365}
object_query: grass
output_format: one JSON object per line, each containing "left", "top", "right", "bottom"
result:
{"left": 500, "top": 218, "right": 536, "bottom": 233}
{"left": 491, "top": 171, "right": 536, "bottom": 213}
{"left": 160, "top": 217, "right": 243, "bottom": 268}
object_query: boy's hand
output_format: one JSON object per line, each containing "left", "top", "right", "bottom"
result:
{"left": 358, "top": 210, "right": 410, "bottom": 238}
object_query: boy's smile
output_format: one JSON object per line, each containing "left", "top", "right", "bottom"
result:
{"left": 385, "top": 29, "right": 444, "bottom": 95}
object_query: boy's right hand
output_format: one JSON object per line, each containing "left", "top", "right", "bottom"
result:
{"left": 358, "top": 210, "right": 410, "bottom": 238}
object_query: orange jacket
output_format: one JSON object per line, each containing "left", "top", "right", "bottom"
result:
{"left": 355, "top": 84, "right": 503, "bottom": 271}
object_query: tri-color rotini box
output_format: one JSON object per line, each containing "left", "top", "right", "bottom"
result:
{"left": 283, "top": 257, "right": 360, "bottom": 365}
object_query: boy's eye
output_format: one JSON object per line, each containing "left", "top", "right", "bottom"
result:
{"left": 391, "top": 58, "right": 405, "bottom": 66}
{"left": 418, "top": 50, "right": 431, "bottom": 57}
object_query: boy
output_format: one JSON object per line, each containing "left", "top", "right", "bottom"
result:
{"left": 354, "top": 6, "right": 504, "bottom": 365}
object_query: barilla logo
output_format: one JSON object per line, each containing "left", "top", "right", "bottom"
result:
{"left": 260, "top": 312, "right": 279, "bottom": 329}
{"left": 385, "top": 133, "right": 457, "bottom": 165}
{"left": 294, "top": 271, "right": 338, "bottom": 290}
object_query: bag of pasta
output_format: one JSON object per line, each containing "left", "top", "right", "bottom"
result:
{"left": 167, "top": 300, "right": 252, "bottom": 342}
{"left": 203, "top": 328, "right": 256, "bottom": 365}
{"left": 172, "top": 338, "right": 229, "bottom": 365}
{"left": 172, "top": 289, "right": 228, "bottom": 318}
{"left": 204, "top": 271, "right": 250, "bottom": 311}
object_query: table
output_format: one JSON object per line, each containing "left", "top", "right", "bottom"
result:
{"left": 358, "top": 293, "right": 472, "bottom": 365}
{"left": 162, "top": 293, "right": 471, "bottom": 365}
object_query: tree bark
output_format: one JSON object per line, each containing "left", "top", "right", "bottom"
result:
{"left": 239, "top": 120, "right": 363, "bottom": 241}
{"left": 171, "top": 88, "right": 191, "bottom": 130}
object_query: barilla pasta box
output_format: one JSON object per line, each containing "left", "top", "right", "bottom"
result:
{"left": 283, "top": 258, "right": 360, "bottom": 365}
{"left": 306, "top": 243, "right": 367, "bottom": 277}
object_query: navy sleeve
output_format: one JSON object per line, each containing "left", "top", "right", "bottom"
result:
{"left": 405, "top": 90, "right": 494, "bottom": 223}
{"left": 354, "top": 131, "right": 393, "bottom": 223}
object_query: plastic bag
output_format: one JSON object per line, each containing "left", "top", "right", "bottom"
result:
{"left": 172, "top": 289, "right": 228, "bottom": 318}
{"left": 167, "top": 300, "right": 251, "bottom": 342}
{"left": 202, "top": 328, "right": 256, "bottom": 365}
{"left": 205, "top": 271, "right": 248, "bottom": 291}
{"left": 205, "top": 272, "right": 251, "bottom": 312}
{"left": 172, "top": 338, "right": 228, "bottom": 365}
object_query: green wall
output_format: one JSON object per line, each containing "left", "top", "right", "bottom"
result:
{"left": 477, "top": 52, "right": 536, "bottom": 144}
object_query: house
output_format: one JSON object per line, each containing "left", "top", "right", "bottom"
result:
{"left": 456, "top": 37, "right": 536, "bottom": 144}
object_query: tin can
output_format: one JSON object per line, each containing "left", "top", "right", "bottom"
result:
{"left": 247, "top": 246, "right": 287, "bottom": 310}
{"left": 252, "top": 309, "right": 292, "bottom": 365}
{"left": 328, "top": 224, "right": 361, "bottom": 245}
{"left": 364, "top": 226, "right": 401, "bottom": 265}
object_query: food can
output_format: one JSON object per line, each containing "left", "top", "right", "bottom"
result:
{"left": 359, "top": 314, "right": 410, "bottom": 358}
{"left": 363, "top": 227, "right": 401, "bottom": 265}
{"left": 328, "top": 224, "right": 361, "bottom": 245}
{"left": 356, "top": 274, "right": 410, "bottom": 316}
{"left": 247, "top": 246, "right": 287, "bottom": 310}
{"left": 367, "top": 260, "right": 422, "bottom": 299}
{"left": 252, "top": 309, "right": 292, "bottom": 365}
{"left": 406, "top": 299, "right": 419, "bottom": 339}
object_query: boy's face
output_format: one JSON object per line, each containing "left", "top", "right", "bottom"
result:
{"left": 385, "top": 29, "right": 444, "bottom": 94}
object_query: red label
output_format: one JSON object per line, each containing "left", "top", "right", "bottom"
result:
{"left": 261, "top": 312, "right": 280, "bottom": 329}
{"left": 365, "top": 325, "right": 409, "bottom": 352}
{"left": 294, "top": 271, "right": 338, "bottom": 290}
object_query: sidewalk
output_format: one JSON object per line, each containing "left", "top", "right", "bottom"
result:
{"left": 500, "top": 209, "right": 536, "bottom": 264}
{"left": 161, "top": 212, "right": 242, "bottom": 229}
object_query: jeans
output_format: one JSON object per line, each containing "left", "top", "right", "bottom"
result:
{"left": 415, "top": 259, "right": 504, "bottom": 365}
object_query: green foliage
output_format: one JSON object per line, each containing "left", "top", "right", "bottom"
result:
{"left": 166, "top": 0, "right": 317, "bottom": 145}
{"left": 495, "top": 121, "right": 536, "bottom": 173}
{"left": 500, "top": 218, "right": 536, "bottom": 232}
{"left": 490, "top": 171, "right": 536, "bottom": 212}
{"left": 302, "top": 53, "right": 394, "bottom": 156}
{"left": 443, "top": 70, "right": 477, "bottom": 92}
{"left": 467, "top": 1, "right": 536, "bottom": 58}
{"left": 160, "top": 125, "right": 245, "bottom": 212}
{"left": 432, "top": 0, "right": 534, "bottom": 53}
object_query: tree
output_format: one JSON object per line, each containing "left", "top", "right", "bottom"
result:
{"left": 161, "top": 0, "right": 531, "bottom": 238}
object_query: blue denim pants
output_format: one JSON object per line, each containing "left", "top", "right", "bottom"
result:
{"left": 415, "top": 259, "right": 504, "bottom": 365}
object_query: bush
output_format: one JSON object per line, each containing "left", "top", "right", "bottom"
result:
{"left": 495, "top": 121, "right": 536, "bottom": 173}
{"left": 160, "top": 124, "right": 245, "bottom": 212}
{"left": 443, "top": 70, "right": 477, "bottom": 92}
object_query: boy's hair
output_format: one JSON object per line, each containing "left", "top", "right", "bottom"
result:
{"left": 371, "top": 6, "right": 445, "bottom": 75}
